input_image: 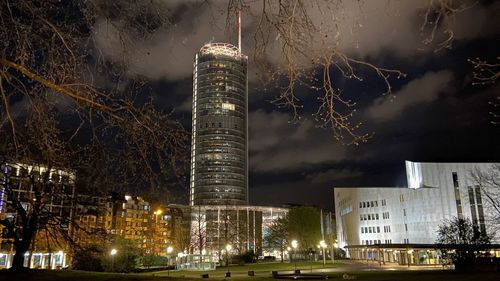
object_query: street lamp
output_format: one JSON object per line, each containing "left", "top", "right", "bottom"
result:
{"left": 225, "top": 244, "right": 232, "bottom": 277}
{"left": 319, "top": 240, "right": 327, "bottom": 266}
{"left": 291, "top": 240, "right": 298, "bottom": 271}
{"left": 152, "top": 210, "right": 162, "bottom": 256}
{"left": 110, "top": 248, "right": 117, "bottom": 272}
{"left": 166, "top": 246, "right": 174, "bottom": 276}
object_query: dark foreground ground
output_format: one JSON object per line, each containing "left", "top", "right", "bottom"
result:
{"left": 0, "top": 261, "right": 498, "bottom": 281}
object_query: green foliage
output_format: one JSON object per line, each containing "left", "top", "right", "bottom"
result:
{"left": 265, "top": 216, "right": 288, "bottom": 250}
{"left": 139, "top": 255, "right": 169, "bottom": 268}
{"left": 101, "top": 237, "right": 141, "bottom": 272}
{"left": 266, "top": 206, "right": 323, "bottom": 255}
{"left": 286, "top": 206, "right": 322, "bottom": 252}
{"left": 436, "top": 217, "right": 491, "bottom": 268}
{"left": 233, "top": 250, "right": 258, "bottom": 264}
{"left": 71, "top": 245, "right": 104, "bottom": 271}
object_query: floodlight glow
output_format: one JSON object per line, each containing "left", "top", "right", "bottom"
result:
{"left": 406, "top": 161, "right": 423, "bottom": 189}
{"left": 167, "top": 246, "right": 174, "bottom": 254}
{"left": 319, "top": 240, "right": 327, "bottom": 248}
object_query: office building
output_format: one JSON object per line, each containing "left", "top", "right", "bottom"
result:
{"left": 334, "top": 161, "right": 500, "bottom": 265}
{"left": 0, "top": 162, "right": 76, "bottom": 269}
{"left": 189, "top": 43, "right": 248, "bottom": 206}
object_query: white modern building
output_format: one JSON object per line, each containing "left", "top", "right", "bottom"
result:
{"left": 334, "top": 161, "right": 499, "bottom": 264}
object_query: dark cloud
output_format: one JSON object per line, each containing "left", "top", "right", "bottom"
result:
{"left": 249, "top": 110, "right": 349, "bottom": 172}
{"left": 91, "top": 1, "right": 500, "bottom": 82}
{"left": 84, "top": 1, "right": 500, "bottom": 208}
{"left": 366, "top": 70, "right": 454, "bottom": 121}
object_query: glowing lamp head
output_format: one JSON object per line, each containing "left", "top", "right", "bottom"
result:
{"left": 110, "top": 249, "right": 117, "bottom": 256}
{"left": 319, "top": 240, "right": 327, "bottom": 248}
{"left": 291, "top": 240, "right": 298, "bottom": 249}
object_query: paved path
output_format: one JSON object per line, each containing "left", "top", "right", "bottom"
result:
{"left": 159, "top": 260, "right": 448, "bottom": 278}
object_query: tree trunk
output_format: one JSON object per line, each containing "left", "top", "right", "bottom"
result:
{"left": 10, "top": 242, "right": 29, "bottom": 271}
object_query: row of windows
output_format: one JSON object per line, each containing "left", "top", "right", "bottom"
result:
{"left": 359, "top": 201, "right": 378, "bottom": 208}
{"left": 198, "top": 56, "right": 246, "bottom": 65}
{"left": 196, "top": 172, "right": 245, "bottom": 181}
{"left": 361, "top": 226, "right": 380, "bottom": 234}
{"left": 196, "top": 141, "right": 244, "bottom": 152}
{"left": 196, "top": 156, "right": 245, "bottom": 165}
{"left": 382, "top": 212, "right": 390, "bottom": 219}
{"left": 197, "top": 133, "right": 245, "bottom": 143}
{"left": 194, "top": 192, "right": 246, "bottom": 201}
{"left": 196, "top": 87, "right": 245, "bottom": 98}
{"left": 196, "top": 88, "right": 245, "bottom": 101}
{"left": 198, "top": 109, "right": 245, "bottom": 119}
{"left": 196, "top": 100, "right": 244, "bottom": 111}
{"left": 360, "top": 213, "right": 379, "bottom": 221}
{"left": 196, "top": 142, "right": 244, "bottom": 152}
{"left": 195, "top": 186, "right": 246, "bottom": 195}
{"left": 384, "top": 239, "right": 392, "bottom": 244}
{"left": 198, "top": 64, "right": 246, "bottom": 75}
{"left": 196, "top": 96, "right": 245, "bottom": 107}
{"left": 196, "top": 198, "right": 246, "bottom": 205}
{"left": 123, "top": 204, "right": 150, "bottom": 211}
{"left": 198, "top": 153, "right": 241, "bottom": 162}
{"left": 195, "top": 180, "right": 246, "bottom": 188}
{"left": 383, "top": 225, "right": 392, "bottom": 233}
{"left": 197, "top": 73, "right": 246, "bottom": 85}
{"left": 198, "top": 57, "right": 246, "bottom": 69}
{"left": 362, "top": 240, "right": 382, "bottom": 245}
{"left": 199, "top": 122, "right": 240, "bottom": 130}
{"left": 196, "top": 165, "right": 245, "bottom": 173}
{"left": 196, "top": 152, "right": 245, "bottom": 162}
{"left": 196, "top": 116, "right": 245, "bottom": 132}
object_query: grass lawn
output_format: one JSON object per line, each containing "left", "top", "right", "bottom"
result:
{"left": 0, "top": 262, "right": 498, "bottom": 281}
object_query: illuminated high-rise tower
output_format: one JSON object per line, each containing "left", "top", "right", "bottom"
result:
{"left": 189, "top": 42, "right": 248, "bottom": 206}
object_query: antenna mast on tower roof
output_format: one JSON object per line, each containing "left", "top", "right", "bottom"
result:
{"left": 237, "top": 9, "right": 241, "bottom": 53}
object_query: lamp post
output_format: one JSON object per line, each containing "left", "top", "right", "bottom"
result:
{"left": 225, "top": 244, "right": 232, "bottom": 277}
{"left": 110, "top": 248, "right": 117, "bottom": 272}
{"left": 332, "top": 242, "right": 338, "bottom": 264}
{"left": 319, "top": 240, "right": 327, "bottom": 266}
{"left": 291, "top": 240, "right": 298, "bottom": 271}
{"left": 153, "top": 210, "right": 162, "bottom": 256}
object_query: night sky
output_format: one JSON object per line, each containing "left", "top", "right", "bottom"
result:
{"left": 93, "top": 1, "right": 499, "bottom": 209}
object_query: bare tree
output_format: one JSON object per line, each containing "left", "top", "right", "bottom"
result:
{"left": 228, "top": 0, "right": 406, "bottom": 145}
{"left": 418, "top": 1, "right": 499, "bottom": 123}
{"left": 264, "top": 216, "right": 288, "bottom": 262}
{"left": 470, "top": 164, "right": 500, "bottom": 237}
{"left": 436, "top": 217, "right": 491, "bottom": 269}
{"left": 419, "top": 0, "right": 475, "bottom": 52}
{"left": 469, "top": 57, "right": 500, "bottom": 124}
{"left": 0, "top": 161, "right": 77, "bottom": 270}
{"left": 0, "top": 0, "right": 188, "bottom": 270}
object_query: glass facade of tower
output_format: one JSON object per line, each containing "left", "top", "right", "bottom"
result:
{"left": 190, "top": 43, "right": 248, "bottom": 206}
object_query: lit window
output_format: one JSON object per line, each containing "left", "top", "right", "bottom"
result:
{"left": 221, "top": 103, "right": 235, "bottom": 110}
